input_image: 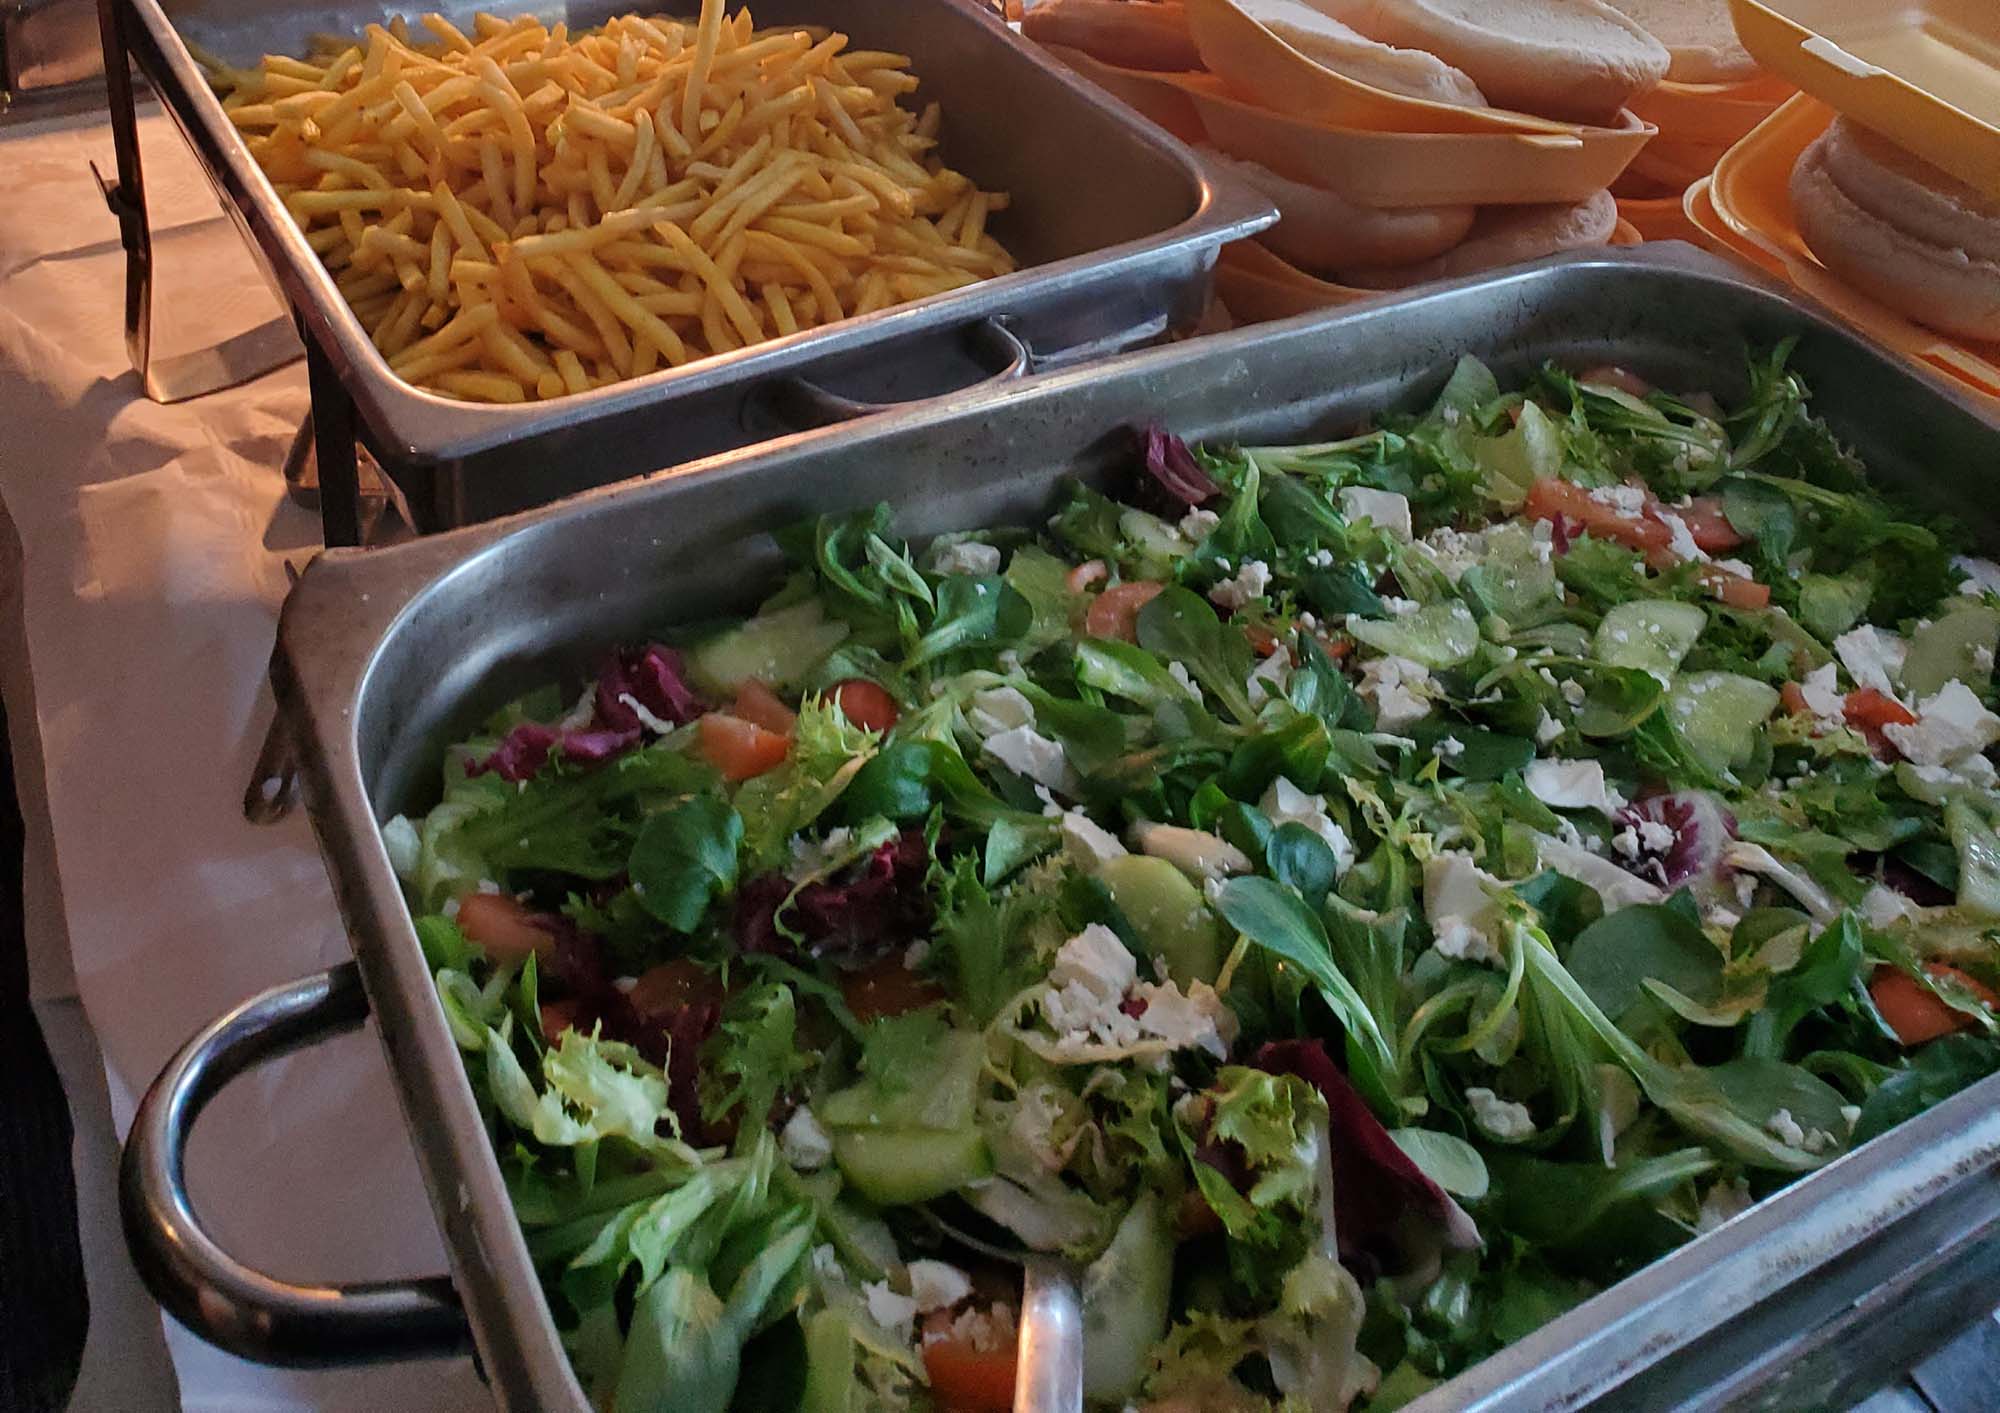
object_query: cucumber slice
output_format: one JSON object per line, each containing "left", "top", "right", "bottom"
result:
{"left": 1118, "top": 508, "right": 1190, "bottom": 565}
{"left": 1947, "top": 801, "right": 2000, "bottom": 921}
{"left": 1594, "top": 599, "right": 1707, "bottom": 678}
{"left": 1350, "top": 601, "right": 1481, "bottom": 670}
{"left": 1095, "top": 854, "right": 1225, "bottom": 985}
{"left": 1667, "top": 671, "right": 1780, "bottom": 775}
{"left": 1080, "top": 1192, "right": 1174, "bottom": 1402}
{"left": 689, "top": 600, "right": 849, "bottom": 694}
{"left": 830, "top": 1127, "right": 992, "bottom": 1206}
{"left": 816, "top": 1029, "right": 986, "bottom": 1131}
{"left": 1903, "top": 602, "right": 2000, "bottom": 698}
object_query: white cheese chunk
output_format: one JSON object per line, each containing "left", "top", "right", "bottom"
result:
{"left": 1178, "top": 507, "right": 1221, "bottom": 540}
{"left": 1360, "top": 654, "right": 1434, "bottom": 730}
{"left": 1522, "top": 758, "right": 1624, "bottom": 815}
{"left": 1246, "top": 646, "right": 1291, "bottom": 709}
{"left": 984, "top": 725, "right": 1074, "bottom": 793}
{"left": 1259, "top": 777, "right": 1356, "bottom": 873}
{"left": 1834, "top": 624, "right": 1907, "bottom": 699}
{"left": 1465, "top": 1087, "right": 1536, "bottom": 1140}
{"left": 1338, "top": 486, "right": 1412, "bottom": 540}
{"left": 1659, "top": 512, "right": 1707, "bottom": 563}
{"left": 1049, "top": 924, "right": 1137, "bottom": 1006}
{"left": 1882, "top": 680, "right": 2000, "bottom": 766}
{"left": 906, "top": 1260, "right": 973, "bottom": 1314}
{"left": 864, "top": 1281, "right": 920, "bottom": 1337}
{"left": 1131, "top": 979, "right": 1234, "bottom": 1060}
{"left": 928, "top": 540, "right": 1002, "bottom": 577}
{"left": 1955, "top": 556, "right": 2000, "bottom": 597}
{"left": 1061, "top": 810, "right": 1128, "bottom": 870}
{"left": 1208, "top": 559, "right": 1272, "bottom": 611}
{"left": 1694, "top": 1177, "right": 1754, "bottom": 1235}
{"left": 969, "top": 685, "right": 1036, "bottom": 738}
{"left": 1422, "top": 852, "right": 1507, "bottom": 966}
{"left": 780, "top": 1107, "right": 834, "bottom": 1171}
{"left": 1797, "top": 661, "right": 1847, "bottom": 732}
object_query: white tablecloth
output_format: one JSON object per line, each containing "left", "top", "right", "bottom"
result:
{"left": 0, "top": 101, "right": 493, "bottom": 1412}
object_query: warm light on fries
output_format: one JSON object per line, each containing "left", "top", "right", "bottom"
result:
{"left": 209, "top": 3, "right": 1018, "bottom": 402}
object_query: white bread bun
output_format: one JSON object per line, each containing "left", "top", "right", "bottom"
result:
{"left": 1233, "top": 0, "right": 1487, "bottom": 107}
{"left": 1021, "top": 0, "right": 1203, "bottom": 72}
{"left": 1791, "top": 124, "right": 2000, "bottom": 342}
{"left": 1200, "top": 147, "right": 1475, "bottom": 273}
{"left": 1339, "top": 0, "right": 1669, "bottom": 122}
{"left": 1339, "top": 188, "right": 1617, "bottom": 287}
{"left": 1599, "top": 0, "right": 1760, "bottom": 84}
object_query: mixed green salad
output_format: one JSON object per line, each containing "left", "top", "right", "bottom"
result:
{"left": 387, "top": 343, "right": 2000, "bottom": 1412}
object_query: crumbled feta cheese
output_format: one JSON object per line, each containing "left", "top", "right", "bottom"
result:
{"left": 969, "top": 685, "right": 1036, "bottom": 738}
{"left": 1377, "top": 595, "right": 1422, "bottom": 617}
{"left": 1589, "top": 484, "right": 1648, "bottom": 516}
{"left": 1611, "top": 826, "right": 1641, "bottom": 860}
{"left": 1034, "top": 784, "right": 1063, "bottom": 818}
{"left": 780, "top": 1107, "right": 834, "bottom": 1171}
{"left": 1360, "top": 655, "right": 1434, "bottom": 730}
{"left": 1694, "top": 1177, "right": 1754, "bottom": 1235}
{"left": 1208, "top": 559, "right": 1272, "bottom": 610}
{"left": 1765, "top": 1107, "right": 1807, "bottom": 1148}
{"left": 1130, "top": 979, "right": 1234, "bottom": 1059}
{"left": 1859, "top": 883, "right": 1919, "bottom": 928}
{"left": 1465, "top": 1087, "right": 1536, "bottom": 1141}
{"left": 1129, "top": 821, "right": 1251, "bottom": 882}
{"left": 1637, "top": 819, "right": 1676, "bottom": 852}
{"left": 1038, "top": 926, "right": 1143, "bottom": 1051}
{"left": 1561, "top": 677, "right": 1587, "bottom": 707}
{"left": 984, "top": 725, "right": 1075, "bottom": 793}
{"left": 1305, "top": 547, "right": 1336, "bottom": 569}
{"left": 1435, "top": 735, "right": 1466, "bottom": 761}
{"left": 1534, "top": 710, "right": 1564, "bottom": 745}
{"left": 1841, "top": 1105, "right": 1862, "bottom": 1132}
{"left": 1338, "top": 486, "right": 1412, "bottom": 540}
{"left": 929, "top": 540, "right": 1001, "bottom": 577}
{"left": 1178, "top": 507, "right": 1221, "bottom": 541}
{"left": 864, "top": 1280, "right": 920, "bottom": 1337}
{"left": 1166, "top": 659, "right": 1202, "bottom": 702}
{"left": 1659, "top": 512, "right": 1708, "bottom": 563}
{"left": 1246, "top": 646, "right": 1291, "bottom": 709}
{"left": 1417, "top": 525, "right": 1482, "bottom": 581}
{"left": 1955, "top": 556, "right": 2000, "bottom": 597}
{"left": 934, "top": 1304, "right": 1017, "bottom": 1354}
{"left": 907, "top": 1260, "right": 973, "bottom": 1313}
{"left": 1422, "top": 852, "right": 1506, "bottom": 966}
{"left": 1259, "top": 777, "right": 1356, "bottom": 873}
{"left": 1797, "top": 662, "right": 1847, "bottom": 731}
{"left": 812, "top": 1243, "right": 845, "bottom": 1285}
{"left": 1061, "top": 810, "right": 1128, "bottom": 869}
{"left": 1882, "top": 680, "right": 2000, "bottom": 766}
{"left": 1834, "top": 625, "right": 1908, "bottom": 699}
{"left": 1522, "top": 759, "right": 1624, "bottom": 815}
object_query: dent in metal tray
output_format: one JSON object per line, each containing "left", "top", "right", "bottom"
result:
{"left": 123, "top": 246, "right": 2000, "bottom": 1412}
{"left": 103, "top": 0, "right": 1275, "bottom": 537}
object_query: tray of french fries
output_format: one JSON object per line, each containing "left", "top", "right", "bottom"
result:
{"left": 114, "top": 0, "right": 1272, "bottom": 528}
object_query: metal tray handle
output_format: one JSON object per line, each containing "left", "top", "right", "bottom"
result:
{"left": 758, "top": 315, "right": 1032, "bottom": 429}
{"left": 120, "top": 962, "right": 470, "bottom": 1365}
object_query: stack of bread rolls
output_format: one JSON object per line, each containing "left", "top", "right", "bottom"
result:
{"left": 1023, "top": 0, "right": 1667, "bottom": 300}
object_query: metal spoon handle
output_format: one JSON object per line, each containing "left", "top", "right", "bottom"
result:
{"left": 1015, "top": 1257, "right": 1084, "bottom": 1413}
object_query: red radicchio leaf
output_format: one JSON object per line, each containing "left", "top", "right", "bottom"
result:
{"left": 1253, "top": 1039, "right": 1480, "bottom": 1284}
{"left": 597, "top": 645, "right": 706, "bottom": 733}
{"left": 1616, "top": 790, "right": 1736, "bottom": 892}
{"left": 733, "top": 829, "right": 935, "bottom": 964}
{"left": 468, "top": 721, "right": 642, "bottom": 781}
{"left": 1140, "top": 424, "right": 1219, "bottom": 508}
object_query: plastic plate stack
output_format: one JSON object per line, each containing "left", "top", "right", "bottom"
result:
{"left": 1021, "top": 0, "right": 1662, "bottom": 320}
{"left": 1686, "top": 0, "right": 2000, "bottom": 408}
{"left": 1617, "top": 72, "right": 1794, "bottom": 240}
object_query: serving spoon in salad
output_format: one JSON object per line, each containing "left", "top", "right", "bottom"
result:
{"left": 920, "top": 1213, "right": 1083, "bottom": 1413}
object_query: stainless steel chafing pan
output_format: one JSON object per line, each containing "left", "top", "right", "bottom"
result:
{"left": 123, "top": 246, "right": 2000, "bottom": 1411}
{"left": 100, "top": 0, "right": 1274, "bottom": 538}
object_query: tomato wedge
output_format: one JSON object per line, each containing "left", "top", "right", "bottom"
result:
{"left": 1871, "top": 963, "right": 2000, "bottom": 1047}
{"left": 1844, "top": 687, "right": 1916, "bottom": 757}
{"left": 455, "top": 891, "right": 558, "bottom": 962}
{"left": 1779, "top": 682, "right": 1811, "bottom": 716}
{"left": 731, "top": 679, "right": 797, "bottom": 736}
{"left": 1523, "top": 477, "right": 1672, "bottom": 554}
{"left": 1698, "top": 564, "right": 1770, "bottom": 609}
{"left": 627, "top": 957, "right": 727, "bottom": 1022}
{"left": 697, "top": 712, "right": 791, "bottom": 780}
{"left": 829, "top": 678, "right": 900, "bottom": 733}
{"left": 1676, "top": 496, "right": 1744, "bottom": 553}
{"left": 1084, "top": 580, "right": 1165, "bottom": 642}
{"left": 922, "top": 1328, "right": 1018, "bottom": 1413}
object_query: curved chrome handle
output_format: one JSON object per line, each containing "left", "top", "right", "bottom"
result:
{"left": 760, "top": 316, "right": 1032, "bottom": 429}
{"left": 1016, "top": 1257, "right": 1084, "bottom": 1413}
{"left": 119, "top": 962, "right": 470, "bottom": 1366}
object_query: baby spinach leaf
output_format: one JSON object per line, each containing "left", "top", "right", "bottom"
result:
{"left": 906, "top": 577, "right": 1030, "bottom": 668}
{"left": 1266, "top": 822, "right": 1338, "bottom": 909}
{"left": 1850, "top": 1034, "right": 2000, "bottom": 1146}
{"left": 629, "top": 795, "right": 743, "bottom": 932}
{"left": 1566, "top": 904, "right": 1723, "bottom": 1022}
{"left": 1137, "top": 586, "right": 1258, "bottom": 723}
{"left": 1743, "top": 913, "right": 1864, "bottom": 1060}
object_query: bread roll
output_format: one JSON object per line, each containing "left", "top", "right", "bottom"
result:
{"left": 1233, "top": 0, "right": 1486, "bottom": 107}
{"left": 1338, "top": 0, "right": 1669, "bottom": 122}
{"left": 1021, "top": 0, "right": 1203, "bottom": 72}
{"left": 1339, "top": 188, "right": 1617, "bottom": 287}
{"left": 1200, "top": 147, "right": 1475, "bottom": 273}
{"left": 1600, "top": 0, "right": 1760, "bottom": 85}
{"left": 1791, "top": 123, "right": 2000, "bottom": 342}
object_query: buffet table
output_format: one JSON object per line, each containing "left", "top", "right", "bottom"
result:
{"left": 0, "top": 99, "right": 491, "bottom": 1411}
